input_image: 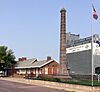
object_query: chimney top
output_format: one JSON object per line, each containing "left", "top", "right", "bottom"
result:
{"left": 19, "top": 57, "right": 27, "bottom": 62}
{"left": 60, "top": 8, "right": 66, "bottom": 12}
{"left": 47, "top": 56, "right": 52, "bottom": 61}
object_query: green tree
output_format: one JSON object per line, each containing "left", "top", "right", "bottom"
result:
{"left": 0, "top": 46, "right": 16, "bottom": 70}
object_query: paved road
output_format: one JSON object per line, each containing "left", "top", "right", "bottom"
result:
{"left": 0, "top": 80, "right": 69, "bottom": 92}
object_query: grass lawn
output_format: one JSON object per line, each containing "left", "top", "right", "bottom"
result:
{"left": 64, "top": 80, "right": 100, "bottom": 86}
{"left": 28, "top": 76, "right": 100, "bottom": 86}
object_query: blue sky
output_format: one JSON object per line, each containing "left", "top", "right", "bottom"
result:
{"left": 0, "top": 0, "right": 100, "bottom": 61}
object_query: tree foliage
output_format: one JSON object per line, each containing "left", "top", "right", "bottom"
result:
{"left": 0, "top": 46, "right": 16, "bottom": 70}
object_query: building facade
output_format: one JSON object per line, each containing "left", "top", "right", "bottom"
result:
{"left": 66, "top": 33, "right": 100, "bottom": 75}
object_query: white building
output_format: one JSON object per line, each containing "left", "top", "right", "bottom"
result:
{"left": 66, "top": 33, "right": 100, "bottom": 75}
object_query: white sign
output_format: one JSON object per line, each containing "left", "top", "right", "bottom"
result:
{"left": 66, "top": 43, "right": 91, "bottom": 54}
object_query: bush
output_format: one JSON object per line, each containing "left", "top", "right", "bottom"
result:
{"left": 51, "top": 78, "right": 61, "bottom": 82}
{"left": 35, "top": 76, "right": 61, "bottom": 82}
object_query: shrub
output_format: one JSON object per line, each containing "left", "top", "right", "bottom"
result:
{"left": 35, "top": 76, "right": 61, "bottom": 82}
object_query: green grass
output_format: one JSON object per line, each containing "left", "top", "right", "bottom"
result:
{"left": 34, "top": 76, "right": 100, "bottom": 86}
{"left": 64, "top": 80, "right": 100, "bottom": 86}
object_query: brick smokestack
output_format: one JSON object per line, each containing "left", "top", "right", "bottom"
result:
{"left": 59, "top": 8, "right": 69, "bottom": 75}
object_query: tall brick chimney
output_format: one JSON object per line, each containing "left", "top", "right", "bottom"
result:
{"left": 59, "top": 8, "right": 69, "bottom": 75}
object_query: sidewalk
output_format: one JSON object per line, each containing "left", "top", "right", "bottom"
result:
{"left": 0, "top": 77, "right": 100, "bottom": 92}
